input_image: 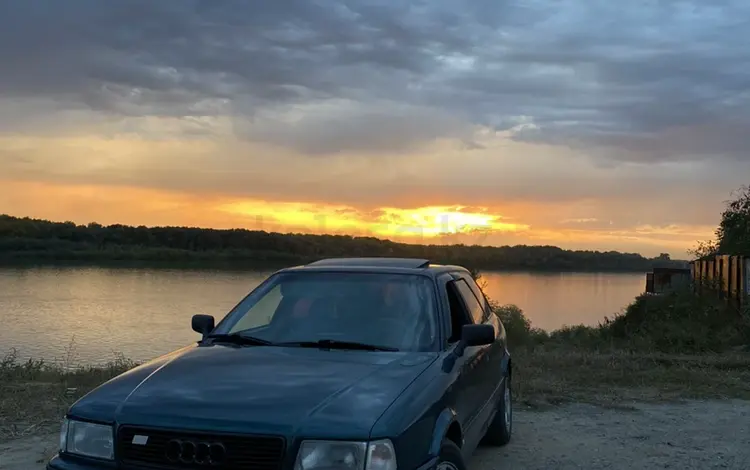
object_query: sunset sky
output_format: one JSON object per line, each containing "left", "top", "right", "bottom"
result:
{"left": 2, "top": 1, "right": 749, "bottom": 257}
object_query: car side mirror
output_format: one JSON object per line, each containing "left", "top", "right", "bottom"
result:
{"left": 192, "top": 314, "right": 215, "bottom": 338}
{"left": 461, "top": 324, "right": 495, "bottom": 347}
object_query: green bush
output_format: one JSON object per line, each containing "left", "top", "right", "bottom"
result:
{"left": 492, "top": 303, "right": 548, "bottom": 348}
{"left": 488, "top": 285, "right": 749, "bottom": 353}
{"left": 600, "top": 290, "right": 750, "bottom": 353}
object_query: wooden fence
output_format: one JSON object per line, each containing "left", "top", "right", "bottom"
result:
{"left": 690, "top": 255, "right": 750, "bottom": 304}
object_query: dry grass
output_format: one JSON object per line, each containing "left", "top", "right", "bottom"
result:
{"left": 492, "top": 288, "right": 750, "bottom": 407}
{"left": 512, "top": 346, "right": 750, "bottom": 409}
{"left": 0, "top": 348, "right": 134, "bottom": 442}
{"left": 3, "top": 345, "right": 750, "bottom": 443}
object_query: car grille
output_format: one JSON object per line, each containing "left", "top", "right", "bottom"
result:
{"left": 117, "top": 425, "right": 285, "bottom": 470}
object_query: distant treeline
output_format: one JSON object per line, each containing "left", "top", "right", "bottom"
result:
{"left": 0, "top": 215, "right": 686, "bottom": 271}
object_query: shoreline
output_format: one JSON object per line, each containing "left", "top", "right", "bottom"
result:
{"left": 1, "top": 268, "right": 652, "bottom": 370}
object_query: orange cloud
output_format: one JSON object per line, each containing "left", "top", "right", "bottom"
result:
{"left": 218, "top": 200, "right": 529, "bottom": 239}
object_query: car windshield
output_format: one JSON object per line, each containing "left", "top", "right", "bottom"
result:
{"left": 214, "top": 272, "right": 438, "bottom": 351}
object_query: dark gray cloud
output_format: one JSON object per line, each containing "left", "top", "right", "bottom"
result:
{"left": 236, "top": 101, "right": 476, "bottom": 155}
{"left": 2, "top": 0, "right": 750, "bottom": 160}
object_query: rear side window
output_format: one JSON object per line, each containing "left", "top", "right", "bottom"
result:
{"left": 454, "top": 279, "right": 485, "bottom": 324}
{"left": 458, "top": 273, "right": 491, "bottom": 316}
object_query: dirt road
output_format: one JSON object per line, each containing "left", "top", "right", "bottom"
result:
{"left": 2, "top": 400, "right": 749, "bottom": 470}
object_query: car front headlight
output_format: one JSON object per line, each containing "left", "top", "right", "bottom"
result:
{"left": 59, "top": 417, "right": 114, "bottom": 460}
{"left": 294, "top": 439, "right": 396, "bottom": 470}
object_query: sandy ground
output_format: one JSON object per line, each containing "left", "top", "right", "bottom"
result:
{"left": 2, "top": 400, "right": 749, "bottom": 470}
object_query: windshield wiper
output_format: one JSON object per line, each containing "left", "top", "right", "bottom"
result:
{"left": 205, "top": 333, "right": 274, "bottom": 346}
{"left": 279, "top": 339, "right": 398, "bottom": 352}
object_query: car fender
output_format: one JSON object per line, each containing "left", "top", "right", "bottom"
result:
{"left": 429, "top": 407, "right": 461, "bottom": 456}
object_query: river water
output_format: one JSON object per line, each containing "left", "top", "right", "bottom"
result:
{"left": 0, "top": 266, "right": 645, "bottom": 364}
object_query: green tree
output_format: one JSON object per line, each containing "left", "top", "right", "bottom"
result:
{"left": 687, "top": 240, "right": 718, "bottom": 259}
{"left": 716, "top": 185, "right": 750, "bottom": 254}
{"left": 688, "top": 185, "right": 750, "bottom": 258}
{"left": 0, "top": 214, "right": 685, "bottom": 270}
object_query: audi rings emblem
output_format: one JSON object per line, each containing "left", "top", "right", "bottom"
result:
{"left": 165, "top": 439, "right": 227, "bottom": 466}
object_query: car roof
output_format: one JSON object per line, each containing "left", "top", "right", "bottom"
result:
{"left": 277, "top": 257, "right": 470, "bottom": 278}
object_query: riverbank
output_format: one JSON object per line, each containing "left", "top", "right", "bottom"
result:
{"left": 2, "top": 289, "right": 748, "bottom": 442}
{"left": 0, "top": 351, "right": 135, "bottom": 442}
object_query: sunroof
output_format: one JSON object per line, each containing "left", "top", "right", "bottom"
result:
{"left": 308, "top": 257, "right": 431, "bottom": 269}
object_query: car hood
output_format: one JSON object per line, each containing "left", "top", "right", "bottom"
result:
{"left": 69, "top": 344, "right": 436, "bottom": 438}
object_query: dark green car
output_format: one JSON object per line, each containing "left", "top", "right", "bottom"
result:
{"left": 49, "top": 258, "right": 513, "bottom": 470}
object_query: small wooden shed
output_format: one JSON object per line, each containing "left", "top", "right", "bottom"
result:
{"left": 645, "top": 267, "right": 691, "bottom": 294}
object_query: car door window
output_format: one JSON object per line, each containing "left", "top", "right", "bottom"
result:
{"left": 445, "top": 280, "right": 473, "bottom": 343}
{"left": 454, "top": 279, "right": 485, "bottom": 325}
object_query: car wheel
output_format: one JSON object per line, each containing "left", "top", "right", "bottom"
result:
{"left": 481, "top": 373, "right": 512, "bottom": 446}
{"left": 436, "top": 440, "right": 467, "bottom": 470}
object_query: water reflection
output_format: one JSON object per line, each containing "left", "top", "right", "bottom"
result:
{"left": 479, "top": 271, "right": 645, "bottom": 330}
{"left": 0, "top": 267, "right": 644, "bottom": 364}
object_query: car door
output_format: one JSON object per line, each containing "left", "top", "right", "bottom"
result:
{"left": 450, "top": 277, "right": 497, "bottom": 448}
{"left": 436, "top": 274, "right": 484, "bottom": 446}
{"left": 456, "top": 273, "right": 506, "bottom": 407}
{"left": 457, "top": 273, "right": 506, "bottom": 372}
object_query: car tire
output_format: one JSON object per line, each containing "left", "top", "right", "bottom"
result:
{"left": 481, "top": 373, "right": 512, "bottom": 446}
{"left": 436, "top": 439, "right": 467, "bottom": 470}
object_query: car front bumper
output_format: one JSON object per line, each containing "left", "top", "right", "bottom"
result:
{"left": 48, "top": 453, "right": 440, "bottom": 470}
{"left": 47, "top": 454, "right": 115, "bottom": 470}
